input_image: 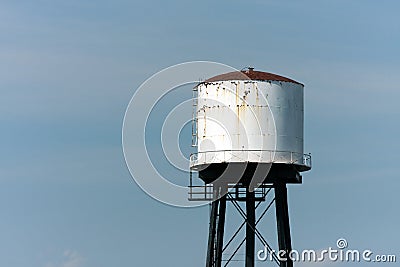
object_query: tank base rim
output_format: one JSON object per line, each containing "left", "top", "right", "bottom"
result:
{"left": 191, "top": 162, "right": 308, "bottom": 185}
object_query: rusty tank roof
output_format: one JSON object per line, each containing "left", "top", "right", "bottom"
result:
{"left": 202, "top": 68, "right": 303, "bottom": 86}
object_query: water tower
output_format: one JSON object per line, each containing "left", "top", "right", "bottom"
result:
{"left": 189, "top": 68, "right": 311, "bottom": 267}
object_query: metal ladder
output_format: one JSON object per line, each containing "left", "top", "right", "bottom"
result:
{"left": 192, "top": 86, "right": 198, "bottom": 147}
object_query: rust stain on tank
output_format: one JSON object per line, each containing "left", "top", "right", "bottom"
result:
{"left": 235, "top": 82, "right": 241, "bottom": 146}
{"left": 235, "top": 82, "right": 239, "bottom": 107}
{"left": 203, "top": 109, "right": 207, "bottom": 137}
{"left": 236, "top": 82, "right": 240, "bottom": 121}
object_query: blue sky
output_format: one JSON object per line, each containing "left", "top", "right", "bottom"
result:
{"left": 1, "top": 0, "right": 399, "bottom": 266}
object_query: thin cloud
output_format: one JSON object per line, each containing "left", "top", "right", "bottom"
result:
{"left": 45, "top": 250, "right": 84, "bottom": 267}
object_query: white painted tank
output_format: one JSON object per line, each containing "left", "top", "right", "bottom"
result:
{"left": 190, "top": 68, "right": 311, "bottom": 171}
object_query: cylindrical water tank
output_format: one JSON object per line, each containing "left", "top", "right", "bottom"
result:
{"left": 190, "top": 68, "right": 311, "bottom": 173}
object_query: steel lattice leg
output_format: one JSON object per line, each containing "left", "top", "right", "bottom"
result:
{"left": 275, "top": 182, "right": 293, "bottom": 267}
{"left": 245, "top": 188, "right": 255, "bottom": 267}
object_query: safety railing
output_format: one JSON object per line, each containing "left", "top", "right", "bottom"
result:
{"left": 188, "top": 183, "right": 273, "bottom": 201}
{"left": 190, "top": 150, "right": 311, "bottom": 169}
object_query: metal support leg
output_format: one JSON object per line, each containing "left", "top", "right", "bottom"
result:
{"left": 275, "top": 183, "right": 293, "bottom": 267}
{"left": 215, "top": 195, "right": 226, "bottom": 267}
{"left": 207, "top": 200, "right": 218, "bottom": 267}
{"left": 246, "top": 188, "right": 255, "bottom": 267}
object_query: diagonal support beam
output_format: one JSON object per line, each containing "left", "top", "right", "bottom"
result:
{"left": 222, "top": 191, "right": 271, "bottom": 254}
{"left": 227, "top": 194, "right": 280, "bottom": 265}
